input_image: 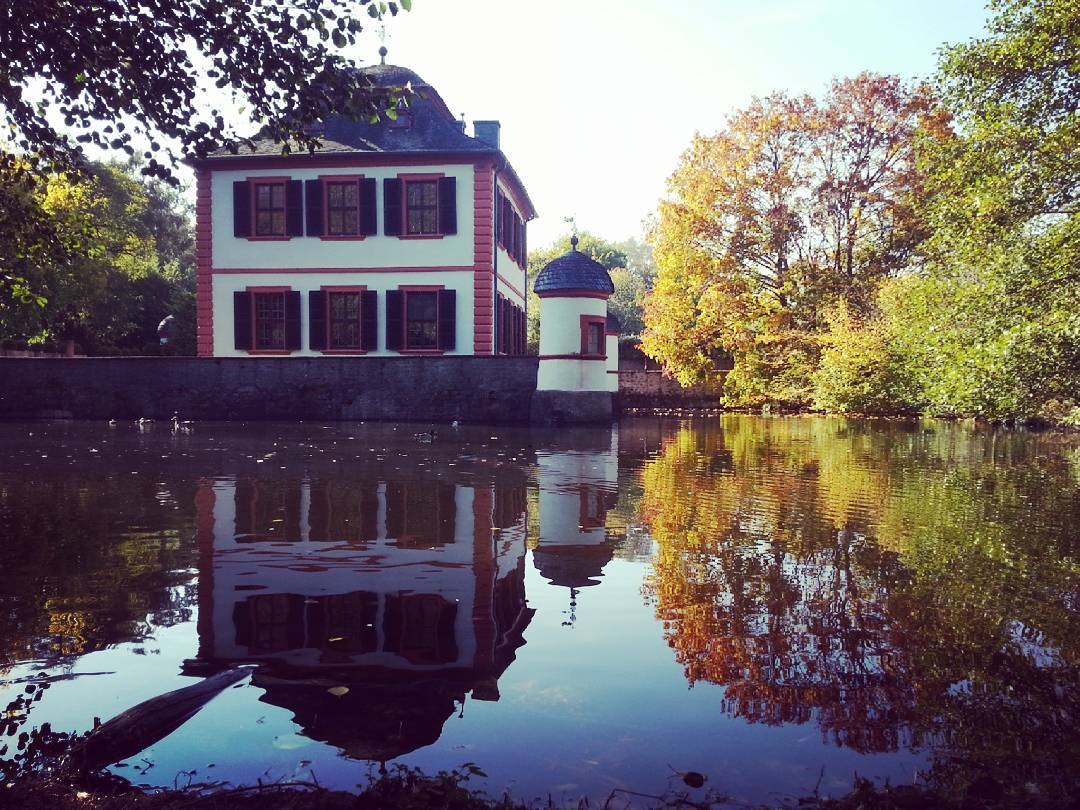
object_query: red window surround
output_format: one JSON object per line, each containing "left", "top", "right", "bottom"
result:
{"left": 248, "top": 177, "right": 292, "bottom": 241}
{"left": 400, "top": 284, "right": 446, "bottom": 354}
{"left": 398, "top": 173, "right": 444, "bottom": 240}
{"left": 320, "top": 285, "right": 367, "bottom": 354}
{"left": 320, "top": 174, "right": 366, "bottom": 241}
{"left": 580, "top": 315, "right": 607, "bottom": 358}
{"left": 246, "top": 285, "right": 292, "bottom": 354}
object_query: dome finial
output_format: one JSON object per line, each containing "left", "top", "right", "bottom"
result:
{"left": 379, "top": 45, "right": 388, "bottom": 65}
{"left": 570, "top": 234, "right": 579, "bottom": 251}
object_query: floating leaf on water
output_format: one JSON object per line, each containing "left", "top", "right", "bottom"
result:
{"left": 681, "top": 771, "right": 706, "bottom": 788}
{"left": 327, "top": 686, "right": 349, "bottom": 697}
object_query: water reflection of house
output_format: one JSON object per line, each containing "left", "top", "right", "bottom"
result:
{"left": 189, "top": 473, "right": 532, "bottom": 760}
{"left": 532, "top": 430, "right": 622, "bottom": 616}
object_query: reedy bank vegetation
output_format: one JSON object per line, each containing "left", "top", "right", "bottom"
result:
{"left": 642, "top": 0, "right": 1080, "bottom": 424}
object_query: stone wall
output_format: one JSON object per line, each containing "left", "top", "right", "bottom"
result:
{"left": 617, "top": 370, "right": 723, "bottom": 408}
{"left": 0, "top": 357, "right": 539, "bottom": 423}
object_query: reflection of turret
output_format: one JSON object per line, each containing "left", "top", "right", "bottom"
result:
{"left": 531, "top": 428, "right": 620, "bottom": 622}
{"left": 189, "top": 471, "right": 532, "bottom": 762}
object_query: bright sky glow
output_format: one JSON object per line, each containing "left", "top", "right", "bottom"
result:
{"left": 349, "top": 0, "right": 990, "bottom": 247}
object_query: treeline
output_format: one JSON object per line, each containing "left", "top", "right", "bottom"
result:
{"left": 642, "top": 0, "right": 1079, "bottom": 425}
{"left": 0, "top": 160, "right": 195, "bottom": 355}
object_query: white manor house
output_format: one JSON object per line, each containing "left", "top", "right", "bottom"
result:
{"left": 191, "top": 63, "right": 536, "bottom": 359}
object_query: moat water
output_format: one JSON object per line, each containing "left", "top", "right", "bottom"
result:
{"left": 0, "top": 417, "right": 1077, "bottom": 804}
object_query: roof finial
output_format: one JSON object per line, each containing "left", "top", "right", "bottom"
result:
{"left": 378, "top": 23, "right": 389, "bottom": 65}
{"left": 379, "top": 45, "right": 388, "bottom": 65}
{"left": 564, "top": 215, "right": 578, "bottom": 251}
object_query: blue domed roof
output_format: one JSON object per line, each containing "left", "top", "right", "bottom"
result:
{"left": 534, "top": 239, "right": 615, "bottom": 296}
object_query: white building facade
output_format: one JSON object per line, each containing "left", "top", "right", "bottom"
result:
{"left": 192, "top": 65, "right": 535, "bottom": 359}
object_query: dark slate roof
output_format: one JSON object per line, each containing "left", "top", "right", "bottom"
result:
{"left": 606, "top": 310, "right": 621, "bottom": 333}
{"left": 196, "top": 63, "right": 536, "bottom": 219}
{"left": 532, "top": 544, "right": 615, "bottom": 588}
{"left": 205, "top": 64, "right": 488, "bottom": 157}
{"left": 534, "top": 247, "right": 615, "bottom": 295}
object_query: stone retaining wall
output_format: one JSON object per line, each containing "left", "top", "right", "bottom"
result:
{"left": 617, "top": 369, "right": 723, "bottom": 407}
{"left": 0, "top": 357, "right": 540, "bottom": 423}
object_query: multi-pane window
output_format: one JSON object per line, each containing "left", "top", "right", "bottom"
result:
{"left": 587, "top": 322, "right": 604, "bottom": 355}
{"left": 326, "top": 181, "right": 360, "bottom": 236}
{"left": 254, "top": 182, "right": 286, "bottom": 236}
{"left": 328, "top": 291, "right": 362, "bottom": 349}
{"left": 254, "top": 292, "right": 286, "bottom": 349}
{"left": 405, "top": 291, "right": 438, "bottom": 349}
{"left": 405, "top": 180, "right": 438, "bottom": 235}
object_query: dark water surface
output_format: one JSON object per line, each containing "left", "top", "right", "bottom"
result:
{"left": 0, "top": 417, "right": 1077, "bottom": 804}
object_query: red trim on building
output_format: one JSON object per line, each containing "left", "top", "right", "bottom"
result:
{"left": 537, "top": 289, "right": 610, "bottom": 299}
{"left": 471, "top": 485, "right": 496, "bottom": 672}
{"left": 495, "top": 273, "right": 525, "bottom": 301}
{"left": 537, "top": 353, "right": 608, "bottom": 361}
{"left": 191, "top": 153, "right": 481, "bottom": 172}
{"left": 396, "top": 284, "right": 446, "bottom": 354}
{"left": 496, "top": 178, "right": 531, "bottom": 228}
{"left": 246, "top": 176, "right": 292, "bottom": 240}
{"left": 395, "top": 172, "right": 445, "bottom": 240}
{"left": 245, "top": 285, "right": 291, "bottom": 354}
{"left": 212, "top": 265, "right": 474, "bottom": 274}
{"left": 580, "top": 314, "right": 607, "bottom": 356}
{"left": 319, "top": 284, "right": 368, "bottom": 355}
{"left": 319, "top": 173, "right": 366, "bottom": 240}
{"left": 195, "top": 170, "right": 213, "bottom": 356}
{"left": 473, "top": 164, "right": 494, "bottom": 355}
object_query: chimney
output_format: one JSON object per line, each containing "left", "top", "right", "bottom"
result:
{"left": 473, "top": 120, "right": 501, "bottom": 149}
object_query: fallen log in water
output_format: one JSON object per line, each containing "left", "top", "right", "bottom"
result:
{"left": 66, "top": 667, "right": 251, "bottom": 774}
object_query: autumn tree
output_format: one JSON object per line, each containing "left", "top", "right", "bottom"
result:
{"left": 642, "top": 75, "right": 945, "bottom": 405}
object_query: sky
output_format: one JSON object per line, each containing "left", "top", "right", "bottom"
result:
{"left": 344, "top": 0, "right": 991, "bottom": 248}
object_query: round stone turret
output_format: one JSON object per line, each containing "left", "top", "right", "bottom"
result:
{"left": 532, "top": 237, "right": 615, "bottom": 421}
{"left": 533, "top": 235, "right": 615, "bottom": 297}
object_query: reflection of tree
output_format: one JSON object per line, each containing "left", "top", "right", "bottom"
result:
{"left": 639, "top": 417, "right": 1080, "bottom": 792}
{"left": 0, "top": 478, "right": 198, "bottom": 668}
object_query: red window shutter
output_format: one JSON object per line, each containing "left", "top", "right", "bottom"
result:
{"left": 284, "top": 291, "right": 302, "bottom": 350}
{"left": 233, "top": 291, "right": 253, "bottom": 350}
{"left": 360, "top": 290, "right": 378, "bottom": 350}
{"left": 383, "top": 179, "right": 403, "bottom": 236}
{"left": 308, "top": 290, "right": 327, "bottom": 350}
{"left": 438, "top": 177, "right": 457, "bottom": 235}
{"left": 233, "top": 181, "right": 251, "bottom": 238}
{"left": 437, "top": 289, "right": 456, "bottom": 351}
{"left": 286, "top": 180, "right": 304, "bottom": 237}
{"left": 360, "top": 178, "right": 378, "bottom": 235}
{"left": 386, "top": 290, "right": 404, "bottom": 350}
{"left": 305, "top": 180, "right": 324, "bottom": 237}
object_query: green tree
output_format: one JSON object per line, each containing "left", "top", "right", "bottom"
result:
{"left": 0, "top": 162, "right": 195, "bottom": 355}
{"left": 891, "top": 0, "right": 1080, "bottom": 422}
{"left": 1, "top": 0, "right": 410, "bottom": 177}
